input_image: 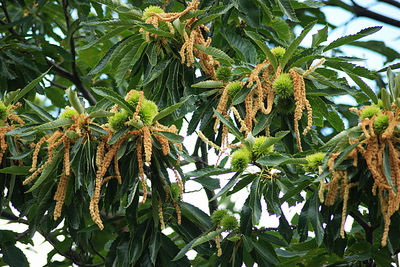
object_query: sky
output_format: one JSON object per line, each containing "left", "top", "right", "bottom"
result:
{"left": 2, "top": 1, "right": 400, "bottom": 265}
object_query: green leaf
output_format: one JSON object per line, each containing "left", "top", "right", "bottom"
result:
{"left": 149, "top": 230, "right": 161, "bottom": 265}
{"left": 387, "top": 67, "right": 397, "bottom": 99}
{"left": 332, "top": 142, "right": 360, "bottom": 170}
{"left": 346, "top": 72, "right": 378, "bottom": 104}
{"left": 276, "top": 0, "right": 299, "bottom": 22}
{"left": 115, "top": 41, "right": 147, "bottom": 86}
{"left": 92, "top": 87, "right": 135, "bottom": 114}
{"left": 270, "top": 18, "right": 290, "bottom": 41}
{"left": 191, "top": 4, "right": 234, "bottom": 29}
{"left": 88, "top": 35, "right": 134, "bottom": 75}
{"left": 210, "top": 172, "right": 242, "bottom": 201}
{"left": 251, "top": 239, "right": 280, "bottom": 265}
{"left": 244, "top": 30, "right": 278, "bottom": 70}
{"left": 67, "top": 87, "right": 85, "bottom": 114}
{"left": 308, "top": 192, "right": 324, "bottom": 246}
{"left": 82, "top": 19, "right": 137, "bottom": 27}
{"left": 94, "top": 0, "right": 141, "bottom": 17}
{"left": 155, "top": 131, "right": 184, "bottom": 143}
{"left": 257, "top": 154, "right": 308, "bottom": 167}
{"left": 173, "top": 229, "right": 224, "bottom": 261}
{"left": 26, "top": 150, "right": 63, "bottom": 192}
{"left": 249, "top": 177, "right": 262, "bottom": 225}
{"left": 193, "top": 44, "right": 234, "bottom": 65}
{"left": 258, "top": 131, "right": 289, "bottom": 153}
{"left": 34, "top": 118, "right": 74, "bottom": 131}
{"left": 2, "top": 244, "right": 29, "bottom": 267}
{"left": 213, "top": 109, "right": 242, "bottom": 140}
{"left": 323, "top": 26, "right": 382, "bottom": 52}
{"left": 192, "top": 177, "right": 220, "bottom": 190}
{"left": 0, "top": 166, "right": 31, "bottom": 175}
{"left": 383, "top": 144, "right": 396, "bottom": 194}
{"left": 281, "top": 21, "right": 316, "bottom": 69}
{"left": 78, "top": 26, "right": 130, "bottom": 51}
{"left": 381, "top": 87, "right": 392, "bottom": 110}
{"left": 88, "top": 110, "right": 113, "bottom": 118}
{"left": 135, "top": 21, "right": 175, "bottom": 38}
{"left": 312, "top": 25, "right": 328, "bottom": 48}
{"left": 142, "top": 59, "right": 171, "bottom": 86}
{"left": 153, "top": 96, "right": 190, "bottom": 122}
{"left": 25, "top": 100, "right": 55, "bottom": 122}
{"left": 89, "top": 124, "right": 109, "bottom": 135}
{"left": 191, "top": 80, "right": 224, "bottom": 88}
{"left": 12, "top": 68, "right": 51, "bottom": 105}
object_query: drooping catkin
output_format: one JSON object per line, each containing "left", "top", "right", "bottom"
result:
{"left": 216, "top": 234, "right": 222, "bottom": 257}
{"left": 63, "top": 138, "right": 70, "bottom": 176}
{"left": 158, "top": 200, "right": 165, "bottom": 230}
{"left": 30, "top": 135, "right": 48, "bottom": 172}
{"left": 53, "top": 173, "right": 70, "bottom": 220}
{"left": 143, "top": 126, "right": 152, "bottom": 164}
{"left": 172, "top": 201, "right": 181, "bottom": 225}
{"left": 134, "top": 91, "right": 144, "bottom": 119}
{"left": 137, "top": 138, "right": 147, "bottom": 204}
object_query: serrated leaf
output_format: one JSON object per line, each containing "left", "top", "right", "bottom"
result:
{"left": 193, "top": 44, "right": 234, "bottom": 64}
{"left": 88, "top": 35, "right": 134, "bottom": 75}
{"left": 0, "top": 166, "right": 31, "bottom": 175}
{"left": 78, "top": 26, "right": 130, "bottom": 51}
{"left": 245, "top": 30, "right": 278, "bottom": 70}
{"left": 115, "top": 41, "right": 147, "bottom": 86}
{"left": 270, "top": 18, "right": 290, "bottom": 41}
{"left": 155, "top": 131, "right": 184, "bottom": 143}
{"left": 332, "top": 142, "right": 360, "bottom": 170}
{"left": 67, "top": 87, "right": 85, "bottom": 114}
{"left": 34, "top": 118, "right": 74, "bottom": 131}
{"left": 26, "top": 150, "right": 63, "bottom": 192}
{"left": 277, "top": 0, "right": 299, "bottom": 22}
{"left": 191, "top": 4, "right": 234, "bottom": 29}
{"left": 89, "top": 124, "right": 109, "bottom": 135}
{"left": 25, "top": 100, "right": 54, "bottom": 122}
{"left": 281, "top": 21, "right": 316, "bottom": 69}
{"left": 312, "top": 25, "right": 328, "bottom": 48}
{"left": 92, "top": 87, "right": 135, "bottom": 114}
{"left": 323, "top": 26, "right": 382, "bottom": 52}
{"left": 11, "top": 68, "right": 51, "bottom": 105}
{"left": 153, "top": 96, "right": 190, "bottom": 122}
{"left": 346, "top": 72, "right": 378, "bottom": 104}
{"left": 82, "top": 19, "right": 137, "bottom": 27}
{"left": 142, "top": 59, "right": 170, "bottom": 86}
{"left": 213, "top": 109, "right": 242, "bottom": 140}
{"left": 191, "top": 80, "right": 224, "bottom": 88}
{"left": 210, "top": 172, "right": 242, "bottom": 201}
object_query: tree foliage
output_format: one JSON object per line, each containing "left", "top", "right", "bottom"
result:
{"left": 1, "top": 0, "right": 400, "bottom": 266}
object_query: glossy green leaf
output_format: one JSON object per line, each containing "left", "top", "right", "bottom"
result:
{"left": 92, "top": 87, "right": 135, "bottom": 114}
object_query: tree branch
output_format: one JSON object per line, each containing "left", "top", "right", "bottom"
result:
{"left": 61, "top": 0, "right": 97, "bottom": 106}
{"left": 0, "top": 0, "right": 24, "bottom": 39}
{"left": 378, "top": 0, "right": 400, "bottom": 9}
{"left": 324, "top": 0, "right": 400, "bottom": 28}
{"left": 349, "top": 210, "right": 374, "bottom": 244}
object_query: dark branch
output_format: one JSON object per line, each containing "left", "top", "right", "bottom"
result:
{"left": 0, "top": 1, "right": 24, "bottom": 39}
{"left": 378, "top": 0, "right": 400, "bottom": 9}
{"left": 324, "top": 0, "right": 400, "bottom": 28}
{"left": 349, "top": 210, "right": 374, "bottom": 244}
{"left": 61, "top": 0, "right": 97, "bottom": 106}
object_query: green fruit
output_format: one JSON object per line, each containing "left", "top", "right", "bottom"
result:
{"left": 360, "top": 105, "right": 381, "bottom": 119}
{"left": 304, "top": 152, "right": 326, "bottom": 172}
{"left": 271, "top": 46, "right": 286, "bottom": 62}
{"left": 231, "top": 148, "right": 251, "bottom": 172}
{"left": 373, "top": 114, "right": 389, "bottom": 134}
{"left": 216, "top": 66, "right": 232, "bottom": 82}
{"left": 252, "top": 136, "right": 273, "bottom": 159}
{"left": 227, "top": 81, "right": 242, "bottom": 98}
{"left": 125, "top": 90, "right": 141, "bottom": 108}
{"left": 211, "top": 210, "right": 228, "bottom": 225}
{"left": 276, "top": 97, "right": 295, "bottom": 114}
{"left": 0, "top": 101, "right": 7, "bottom": 121}
{"left": 221, "top": 215, "right": 238, "bottom": 230}
{"left": 139, "top": 99, "right": 158, "bottom": 125}
{"left": 142, "top": 5, "right": 163, "bottom": 20}
{"left": 60, "top": 107, "right": 78, "bottom": 120}
{"left": 273, "top": 74, "right": 294, "bottom": 98}
{"left": 109, "top": 111, "right": 129, "bottom": 132}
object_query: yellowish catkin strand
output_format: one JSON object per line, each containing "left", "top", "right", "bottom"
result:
{"left": 143, "top": 126, "right": 152, "bottom": 164}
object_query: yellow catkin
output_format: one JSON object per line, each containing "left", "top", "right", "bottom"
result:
{"left": 172, "top": 201, "right": 181, "bottom": 225}
{"left": 154, "top": 134, "right": 170, "bottom": 155}
{"left": 114, "top": 154, "right": 122, "bottom": 184}
{"left": 30, "top": 135, "right": 48, "bottom": 172}
{"left": 96, "top": 137, "right": 107, "bottom": 168}
{"left": 214, "top": 86, "right": 230, "bottom": 132}
{"left": 231, "top": 106, "right": 249, "bottom": 133}
{"left": 198, "top": 131, "right": 221, "bottom": 151}
{"left": 63, "top": 138, "right": 70, "bottom": 176}
{"left": 134, "top": 91, "right": 144, "bottom": 120}
{"left": 137, "top": 138, "right": 147, "bottom": 204}
{"left": 0, "top": 128, "right": 9, "bottom": 165}
{"left": 216, "top": 234, "right": 222, "bottom": 257}
{"left": 158, "top": 200, "right": 165, "bottom": 230}
{"left": 53, "top": 173, "right": 70, "bottom": 220}
{"left": 143, "top": 126, "right": 152, "bottom": 164}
